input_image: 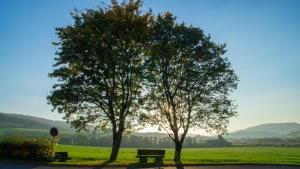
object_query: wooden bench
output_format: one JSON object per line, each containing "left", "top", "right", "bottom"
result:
{"left": 136, "top": 149, "right": 165, "bottom": 162}
{"left": 55, "top": 152, "right": 71, "bottom": 162}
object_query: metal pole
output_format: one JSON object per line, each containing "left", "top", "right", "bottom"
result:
{"left": 51, "top": 136, "right": 54, "bottom": 157}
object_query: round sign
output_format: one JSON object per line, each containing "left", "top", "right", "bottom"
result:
{"left": 50, "top": 127, "right": 58, "bottom": 137}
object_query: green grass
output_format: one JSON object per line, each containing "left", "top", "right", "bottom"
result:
{"left": 52, "top": 145, "right": 300, "bottom": 166}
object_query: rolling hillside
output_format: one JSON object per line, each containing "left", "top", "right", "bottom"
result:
{"left": 0, "top": 112, "right": 73, "bottom": 131}
{"left": 284, "top": 130, "right": 300, "bottom": 138}
{"left": 0, "top": 112, "right": 176, "bottom": 138}
{"left": 1, "top": 112, "right": 300, "bottom": 139}
{"left": 226, "top": 123, "right": 300, "bottom": 139}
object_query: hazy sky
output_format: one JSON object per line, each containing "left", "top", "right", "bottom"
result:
{"left": 0, "top": 0, "right": 299, "bottom": 133}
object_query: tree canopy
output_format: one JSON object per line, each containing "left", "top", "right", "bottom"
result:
{"left": 48, "top": 0, "right": 238, "bottom": 162}
{"left": 48, "top": 0, "right": 153, "bottom": 161}
{"left": 143, "top": 13, "right": 238, "bottom": 161}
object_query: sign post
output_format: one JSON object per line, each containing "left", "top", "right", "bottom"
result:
{"left": 50, "top": 127, "right": 58, "bottom": 157}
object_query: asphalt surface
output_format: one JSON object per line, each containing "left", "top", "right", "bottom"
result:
{"left": 0, "top": 163, "right": 299, "bottom": 169}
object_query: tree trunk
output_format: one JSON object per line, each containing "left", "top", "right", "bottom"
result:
{"left": 109, "top": 131, "right": 123, "bottom": 161}
{"left": 173, "top": 141, "right": 183, "bottom": 162}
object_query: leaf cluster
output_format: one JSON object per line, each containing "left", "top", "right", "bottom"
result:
{"left": 48, "top": 0, "right": 153, "bottom": 132}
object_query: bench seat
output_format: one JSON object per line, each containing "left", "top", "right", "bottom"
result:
{"left": 55, "top": 152, "right": 71, "bottom": 162}
{"left": 136, "top": 149, "right": 165, "bottom": 162}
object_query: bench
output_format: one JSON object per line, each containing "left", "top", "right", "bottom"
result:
{"left": 136, "top": 149, "right": 165, "bottom": 162}
{"left": 55, "top": 152, "right": 71, "bottom": 162}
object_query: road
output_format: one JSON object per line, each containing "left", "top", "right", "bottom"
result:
{"left": 0, "top": 163, "right": 299, "bottom": 169}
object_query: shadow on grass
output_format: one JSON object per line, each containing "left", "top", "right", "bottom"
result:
{"left": 96, "top": 161, "right": 164, "bottom": 169}
{"left": 125, "top": 161, "right": 164, "bottom": 169}
{"left": 92, "top": 160, "right": 164, "bottom": 168}
{"left": 93, "top": 160, "right": 113, "bottom": 168}
{"left": 175, "top": 160, "right": 184, "bottom": 169}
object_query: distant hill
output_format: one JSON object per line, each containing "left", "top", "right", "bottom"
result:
{"left": 284, "top": 130, "right": 300, "bottom": 138}
{"left": 0, "top": 112, "right": 211, "bottom": 139}
{"left": 0, "top": 112, "right": 172, "bottom": 137}
{"left": 226, "top": 122, "right": 300, "bottom": 139}
{"left": 2, "top": 112, "right": 300, "bottom": 140}
{"left": 0, "top": 112, "right": 73, "bottom": 131}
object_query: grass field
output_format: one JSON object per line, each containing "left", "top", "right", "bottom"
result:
{"left": 53, "top": 145, "right": 300, "bottom": 166}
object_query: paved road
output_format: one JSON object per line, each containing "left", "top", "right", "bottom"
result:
{"left": 0, "top": 163, "right": 299, "bottom": 169}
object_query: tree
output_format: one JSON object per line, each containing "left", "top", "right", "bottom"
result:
{"left": 48, "top": 0, "right": 153, "bottom": 161}
{"left": 143, "top": 13, "right": 238, "bottom": 162}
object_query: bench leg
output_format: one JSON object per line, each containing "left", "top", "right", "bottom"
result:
{"left": 59, "top": 158, "right": 67, "bottom": 162}
{"left": 155, "top": 157, "right": 162, "bottom": 163}
{"left": 139, "top": 157, "right": 147, "bottom": 163}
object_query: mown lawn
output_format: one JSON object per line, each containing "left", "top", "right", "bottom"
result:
{"left": 53, "top": 145, "right": 300, "bottom": 166}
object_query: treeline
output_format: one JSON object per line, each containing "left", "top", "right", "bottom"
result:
{"left": 59, "top": 134, "right": 232, "bottom": 148}
{"left": 229, "top": 137, "right": 300, "bottom": 147}
{"left": 0, "top": 128, "right": 232, "bottom": 148}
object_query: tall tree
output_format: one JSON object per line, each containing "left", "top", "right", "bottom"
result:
{"left": 48, "top": 0, "right": 152, "bottom": 161}
{"left": 143, "top": 13, "right": 238, "bottom": 162}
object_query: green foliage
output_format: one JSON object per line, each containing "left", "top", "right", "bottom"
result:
{"left": 0, "top": 136, "right": 51, "bottom": 161}
{"left": 59, "top": 134, "right": 232, "bottom": 148}
{"left": 0, "top": 128, "right": 232, "bottom": 148}
{"left": 48, "top": 0, "right": 153, "bottom": 132}
{"left": 2, "top": 128, "right": 299, "bottom": 147}
{"left": 48, "top": 0, "right": 154, "bottom": 161}
{"left": 204, "top": 135, "right": 232, "bottom": 147}
{"left": 229, "top": 137, "right": 300, "bottom": 146}
{"left": 52, "top": 145, "right": 300, "bottom": 165}
{"left": 143, "top": 12, "right": 238, "bottom": 161}
{"left": 144, "top": 12, "right": 238, "bottom": 136}
{"left": 47, "top": 0, "right": 238, "bottom": 161}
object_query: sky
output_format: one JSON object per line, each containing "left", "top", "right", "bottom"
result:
{"left": 0, "top": 0, "right": 299, "bottom": 133}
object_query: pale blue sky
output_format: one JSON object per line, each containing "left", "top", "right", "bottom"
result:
{"left": 0, "top": 0, "right": 299, "bottom": 132}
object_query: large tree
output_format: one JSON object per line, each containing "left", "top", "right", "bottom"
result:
{"left": 143, "top": 13, "right": 238, "bottom": 162}
{"left": 48, "top": 0, "right": 152, "bottom": 161}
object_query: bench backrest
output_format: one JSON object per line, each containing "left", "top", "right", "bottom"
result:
{"left": 137, "top": 149, "right": 165, "bottom": 156}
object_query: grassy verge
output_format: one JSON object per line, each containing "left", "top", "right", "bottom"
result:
{"left": 50, "top": 145, "right": 300, "bottom": 166}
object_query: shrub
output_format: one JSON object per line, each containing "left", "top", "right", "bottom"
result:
{"left": 0, "top": 136, "right": 52, "bottom": 161}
